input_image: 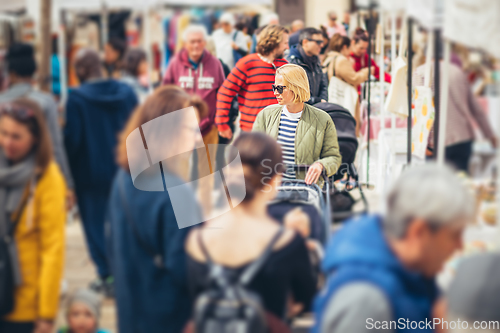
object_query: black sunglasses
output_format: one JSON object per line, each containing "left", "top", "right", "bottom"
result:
{"left": 307, "top": 38, "right": 324, "bottom": 46}
{"left": 0, "top": 103, "right": 34, "bottom": 120}
{"left": 272, "top": 84, "right": 287, "bottom": 94}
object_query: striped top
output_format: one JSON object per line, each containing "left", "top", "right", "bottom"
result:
{"left": 277, "top": 106, "right": 303, "bottom": 179}
{"left": 216, "top": 53, "right": 288, "bottom": 132}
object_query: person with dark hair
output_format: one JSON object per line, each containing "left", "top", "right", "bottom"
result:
{"left": 103, "top": 37, "right": 127, "bottom": 79}
{"left": 212, "top": 13, "right": 249, "bottom": 69}
{"left": 0, "top": 99, "right": 66, "bottom": 333}
{"left": 185, "top": 132, "right": 316, "bottom": 329}
{"left": 0, "top": 43, "right": 74, "bottom": 201}
{"left": 216, "top": 25, "right": 289, "bottom": 139}
{"left": 109, "top": 86, "right": 208, "bottom": 333}
{"left": 287, "top": 27, "right": 328, "bottom": 105}
{"left": 350, "top": 28, "right": 391, "bottom": 85}
{"left": 323, "top": 34, "right": 373, "bottom": 132}
{"left": 120, "top": 48, "right": 148, "bottom": 102}
{"left": 64, "top": 48, "right": 137, "bottom": 296}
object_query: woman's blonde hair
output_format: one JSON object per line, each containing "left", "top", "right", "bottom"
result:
{"left": 275, "top": 64, "right": 310, "bottom": 103}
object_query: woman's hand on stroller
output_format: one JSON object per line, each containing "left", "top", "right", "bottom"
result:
{"left": 304, "top": 162, "right": 324, "bottom": 185}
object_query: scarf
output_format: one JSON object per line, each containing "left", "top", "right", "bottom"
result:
{"left": 298, "top": 44, "right": 319, "bottom": 71}
{"left": 0, "top": 150, "right": 35, "bottom": 236}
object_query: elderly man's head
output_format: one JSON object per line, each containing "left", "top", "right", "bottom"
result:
{"left": 74, "top": 48, "right": 102, "bottom": 83}
{"left": 384, "top": 164, "right": 474, "bottom": 277}
{"left": 183, "top": 25, "right": 208, "bottom": 62}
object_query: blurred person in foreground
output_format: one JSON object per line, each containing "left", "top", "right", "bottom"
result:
{"left": 64, "top": 49, "right": 137, "bottom": 296}
{"left": 185, "top": 132, "right": 316, "bottom": 330}
{"left": 446, "top": 253, "right": 500, "bottom": 333}
{"left": 252, "top": 64, "right": 341, "bottom": 186}
{"left": 216, "top": 25, "right": 289, "bottom": 140}
{"left": 108, "top": 86, "right": 206, "bottom": 333}
{"left": 163, "top": 24, "right": 225, "bottom": 216}
{"left": 350, "top": 28, "right": 391, "bottom": 87}
{"left": 58, "top": 289, "right": 109, "bottom": 333}
{"left": 287, "top": 28, "right": 328, "bottom": 105}
{"left": 324, "top": 11, "right": 346, "bottom": 38}
{"left": 120, "top": 48, "right": 149, "bottom": 103}
{"left": 0, "top": 100, "right": 66, "bottom": 333}
{"left": 413, "top": 50, "right": 496, "bottom": 173}
{"left": 0, "top": 43, "right": 73, "bottom": 198}
{"left": 103, "top": 37, "right": 127, "bottom": 79}
{"left": 313, "top": 164, "right": 474, "bottom": 333}
{"left": 212, "top": 13, "right": 249, "bottom": 69}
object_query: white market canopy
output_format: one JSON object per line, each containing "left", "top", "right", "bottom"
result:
{"left": 0, "top": 0, "right": 26, "bottom": 12}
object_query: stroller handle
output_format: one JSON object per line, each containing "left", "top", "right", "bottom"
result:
{"left": 290, "top": 164, "right": 329, "bottom": 183}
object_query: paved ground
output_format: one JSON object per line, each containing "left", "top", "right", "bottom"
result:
{"left": 56, "top": 186, "right": 380, "bottom": 332}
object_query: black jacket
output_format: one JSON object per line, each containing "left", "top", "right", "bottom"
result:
{"left": 286, "top": 45, "right": 328, "bottom": 105}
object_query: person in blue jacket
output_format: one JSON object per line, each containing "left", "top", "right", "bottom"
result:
{"left": 313, "top": 164, "right": 475, "bottom": 333}
{"left": 107, "top": 85, "right": 207, "bottom": 333}
{"left": 64, "top": 49, "right": 138, "bottom": 296}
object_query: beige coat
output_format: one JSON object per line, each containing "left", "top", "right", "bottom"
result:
{"left": 323, "top": 51, "right": 369, "bottom": 135}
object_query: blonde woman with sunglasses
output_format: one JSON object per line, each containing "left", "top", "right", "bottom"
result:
{"left": 252, "top": 64, "right": 341, "bottom": 187}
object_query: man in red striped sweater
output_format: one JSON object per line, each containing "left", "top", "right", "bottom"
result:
{"left": 216, "top": 25, "right": 289, "bottom": 139}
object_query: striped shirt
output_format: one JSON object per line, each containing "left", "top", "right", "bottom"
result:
{"left": 216, "top": 53, "right": 288, "bottom": 132}
{"left": 277, "top": 106, "right": 303, "bottom": 179}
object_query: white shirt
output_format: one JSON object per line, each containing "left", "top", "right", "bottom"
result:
{"left": 212, "top": 28, "right": 249, "bottom": 69}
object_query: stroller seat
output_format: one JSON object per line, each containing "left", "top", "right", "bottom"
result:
{"left": 267, "top": 181, "right": 328, "bottom": 244}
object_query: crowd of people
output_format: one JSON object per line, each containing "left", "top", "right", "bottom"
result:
{"left": 0, "top": 9, "right": 498, "bottom": 333}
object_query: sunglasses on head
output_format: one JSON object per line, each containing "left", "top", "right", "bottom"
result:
{"left": 307, "top": 38, "right": 324, "bottom": 46}
{"left": 272, "top": 84, "right": 287, "bottom": 94}
{"left": 0, "top": 103, "right": 34, "bottom": 120}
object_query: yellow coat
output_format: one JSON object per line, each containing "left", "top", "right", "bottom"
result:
{"left": 3, "top": 161, "right": 66, "bottom": 322}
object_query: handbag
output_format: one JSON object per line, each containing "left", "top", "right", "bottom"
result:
{"left": 412, "top": 33, "right": 435, "bottom": 159}
{"left": 385, "top": 20, "right": 409, "bottom": 117}
{"left": 327, "top": 56, "right": 359, "bottom": 116}
{"left": 0, "top": 184, "right": 32, "bottom": 316}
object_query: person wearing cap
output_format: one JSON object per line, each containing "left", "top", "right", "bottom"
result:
{"left": 312, "top": 164, "right": 475, "bottom": 333}
{"left": 212, "top": 13, "right": 249, "bottom": 69}
{"left": 58, "top": 289, "right": 110, "bottom": 333}
{"left": 446, "top": 253, "right": 500, "bottom": 333}
{"left": 0, "top": 43, "right": 74, "bottom": 205}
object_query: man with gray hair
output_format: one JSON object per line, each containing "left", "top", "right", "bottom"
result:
{"left": 312, "top": 164, "right": 475, "bottom": 333}
{"left": 163, "top": 24, "right": 225, "bottom": 215}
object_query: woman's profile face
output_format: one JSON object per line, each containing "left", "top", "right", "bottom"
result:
{"left": 0, "top": 116, "right": 35, "bottom": 162}
{"left": 274, "top": 74, "right": 295, "bottom": 105}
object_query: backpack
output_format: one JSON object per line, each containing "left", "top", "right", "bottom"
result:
{"left": 193, "top": 226, "right": 284, "bottom": 333}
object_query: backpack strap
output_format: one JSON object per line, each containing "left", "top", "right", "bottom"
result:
{"left": 239, "top": 226, "right": 284, "bottom": 286}
{"left": 197, "top": 226, "right": 285, "bottom": 286}
{"left": 118, "top": 175, "right": 165, "bottom": 269}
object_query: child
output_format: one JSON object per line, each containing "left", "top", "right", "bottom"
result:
{"left": 59, "top": 289, "right": 110, "bottom": 333}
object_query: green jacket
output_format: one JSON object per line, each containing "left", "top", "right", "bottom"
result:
{"left": 252, "top": 103, "right": 341, "bottom": 186}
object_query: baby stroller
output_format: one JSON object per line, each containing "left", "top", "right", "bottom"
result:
{"left": 313, "top": 102, "right": 368, "bottom": 222}
{"left": 267, "top": 165, "right": 331, "bottom": 245}
{"left": 267, "top": 165, "right": 331, "bottom": 289}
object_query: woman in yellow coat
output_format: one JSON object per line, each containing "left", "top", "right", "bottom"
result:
{"left": 0, "top": 99, "right": 66, "bottom": 333}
